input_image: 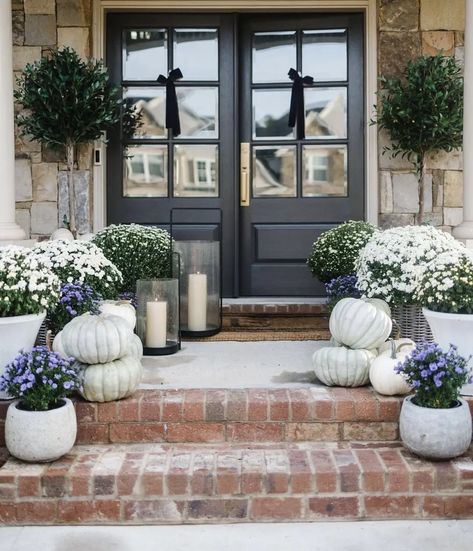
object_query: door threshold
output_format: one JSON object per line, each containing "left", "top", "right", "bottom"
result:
{"left": 223, "top": 297, "right": 327, "bottom": 305}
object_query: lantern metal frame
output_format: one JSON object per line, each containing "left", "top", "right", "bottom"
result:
{"left": 171, "top": 208, "right": 223, "bottom": 338}
{"left": 137, "top": 252, "right": 181, "bottom": 356}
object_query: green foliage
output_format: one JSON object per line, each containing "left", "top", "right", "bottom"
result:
{"left": 374, "top": 55, "right": 463, "bottom": 174}
{"left": 307, "top": 221, "right": 377, "bottom": 283}
{"left": 14, "top": 47, "right": 139, "bottom": 151}
{"left": 93, "top": 224, "right": 172, "bottom": 293}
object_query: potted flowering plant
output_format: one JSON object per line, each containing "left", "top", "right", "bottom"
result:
{"left": 0, "top": 247, "right": 60, "bottom": 394}
{"left": 48, "top": 281, "right": 101, "bottom": 335}
{"left": 415, "top": 248, "right": 473, "bottom": 367}
{"left": 0, "top": 346, "right": 80, "bottom": 462}
{"left": 325, "top": 275, "right": 361, "bottom": 310}
{"left": 356, "top": 225, "right": 463, "bottom": 341}
{"left": 396, "top": 342, "right": 472, "bottom": 459}
{"left": 93, "top": 224, "right": 172, "bottom": 293}
{"left": 32, "top": 240, "right": 122, "bottom": 299}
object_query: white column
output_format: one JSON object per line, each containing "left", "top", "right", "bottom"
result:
{"left": 454, "top": 0, "right": 473, "bottom": 244}
{"left": 0, "top": 0, "right": 26, "bottom": 244}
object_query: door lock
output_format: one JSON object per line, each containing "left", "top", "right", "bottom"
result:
{"left": 240, "top": 142, "right": 250, "bottom": 207}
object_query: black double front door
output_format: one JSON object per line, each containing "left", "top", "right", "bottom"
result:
{"left": 106, "top": 12, "right": 364, "bottom": 297}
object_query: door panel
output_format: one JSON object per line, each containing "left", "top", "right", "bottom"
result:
{"left": 106, "top": 13, "right": 237, "bottom": 296}
{"left": 239, "top": 14, "right": 364, "bottom": 296}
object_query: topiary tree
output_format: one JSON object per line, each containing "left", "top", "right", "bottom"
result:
{"left": 14, "top": 47, "right": 140, "bottom": 235}
{"left": 373, "top": 55, "right": 463, "bottom": 225}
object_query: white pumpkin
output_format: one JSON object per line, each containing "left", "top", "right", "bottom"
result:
{"left": 329, "top": 336, "right": 342, "bottom": 347}
{"left": 370, "top": 340, "right": 414, "bottom": 396}
{"left": 99, "top": 300, "right": 136, "bottom": 330}
{"left": 50, "top": 228, "right": 74, "bottom": 241}
{"left": 61, "top": 313, "right": 132, "bottom": 364}
{"left": 128, "top": 333, "right": 143, "bottom": 360}
{"left": 329, "top": 298, "right": 392, "bottom": 350}
{"left": 79, "top": 355, "right": 142, "bottom": 402}
{"left": 378, "top": 338, "right": 415, "bottom": 355}
{"left": 312, "top": 346, "right": 376, "bottom": 387}
{"left": 363, "top": 297, "right": 391, "bottom": 319}
{"left": 52, "top": 330, "right": 67, "bottom": 357}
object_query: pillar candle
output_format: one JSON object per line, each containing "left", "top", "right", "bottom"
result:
{"left": 188, "top": 273, "right": 208, "bottom": 331}
{"left": 146, "top": 300, "right": 167, "bottom": 347}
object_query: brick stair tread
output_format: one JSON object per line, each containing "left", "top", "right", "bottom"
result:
{"left": 0, "top": 441, "right": 472, "bottom": 524}
{"left": 1, "top": 388, "right": 471, "bottom": 446}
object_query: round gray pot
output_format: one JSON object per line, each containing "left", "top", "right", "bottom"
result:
{"left": 400, "top": 395, "right": 472, "bottom": 460}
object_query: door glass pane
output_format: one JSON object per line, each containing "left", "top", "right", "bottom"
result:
{"left": 123, "top": 29, "right": 167, "bottom": 81}
{"left": 176, "top": 87, "right": 218, "bottom": 138}
{"left": 253, "top": 89, "right": 294, "bottom": 140}
{"left": 124, "top": 87, "right": 166, "bottom": 139}
{"left": 303, "top": 145, "right": 347, "bottom": 197}
{"left": 253, "top": 146, "right": 296, "bottom": 197}
{"left": 302, "top": 29, "right": 347, "bottom": 81}
{"left": 124, "top": 145, "right": 168, "bottom": 197}
{"left": 173, "top": 29, "right": 218, "bottom": 81}
{"left": 174, "top": 144, "right": 219, "bottom": 197}
{"left": 305, "top": 87, "right": 347, "bottom": 139}
{"left": 252, "top": 31, "right": 296, "bottom": 83}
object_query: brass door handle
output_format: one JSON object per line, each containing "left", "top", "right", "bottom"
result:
{"left": 240, "top": 142, "right": 250, "bottom": 207}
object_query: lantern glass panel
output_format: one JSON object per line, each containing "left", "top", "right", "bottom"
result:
{"left": 136, "top": 279, "right": 179, "bottom": 354}
{"left": 174, "top": 240, "right": 221, "bottom": 335}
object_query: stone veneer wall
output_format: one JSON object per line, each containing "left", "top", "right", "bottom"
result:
{"left": 11, "top": 0, "right": 467, "bottom": 238}
{"left": 377, "top": 0, "right": 465, "bottom": 231}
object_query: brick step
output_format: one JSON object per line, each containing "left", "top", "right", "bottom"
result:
{"left": 222, "top": 301, "right": 329, "bottom": 332}
{"left": 71, "top": 388, "right": 406, "bottom": 445}
{"left": 0, "top": 441, "right": 472, "bottom": 525}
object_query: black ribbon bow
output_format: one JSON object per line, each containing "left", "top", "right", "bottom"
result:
{"left": 288, "top": 68, "right": 314, "bottom": 140}
{"left": 157, "top": 68, "right": 184, "bottom": 136}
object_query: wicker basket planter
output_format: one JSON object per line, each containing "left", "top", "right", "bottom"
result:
{"left": 391, "top": 304, "right": 433, "bottom": 343}
{"left": 36, "top": 319, "right": 56, "bottom": 349}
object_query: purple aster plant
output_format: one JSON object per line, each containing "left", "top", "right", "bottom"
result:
{"left": 0, "top": 346, "right": 81, "bottom": 411}
{"left": 48, "top": 281, "right": 101, "bottom": 333}
{"left": 395, "top": 342, "right": 472, "bottom": 409}
{"left": 325, "top": 275, "right": 361, "bottom": 310}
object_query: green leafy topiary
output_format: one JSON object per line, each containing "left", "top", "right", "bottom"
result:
{"left": 14, "top": 47, "right": 140, "bottom": 234}
{"left": 307, "top": 220, "right": 377, "bottom": 283}
{"left": 93, "top": 224, "right": 172, "bottom": 293}
{"left": 373, "top": 55, "right": 463, "bottom": 224}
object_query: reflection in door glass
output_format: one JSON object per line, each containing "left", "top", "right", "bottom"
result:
{"left": 252, "top": 146, "right": 296, "bottom": 197}
{"left": 303, "top": 145, "right": 347, "bottom": 197}
{"left": 252, "top": 31, "right": 296, "bottom": 83}
{"left": 174, "top": 144, "right": 219, "bottom": 197}
{"left": 123, "top": 29, "right": 167, "bottom": 81}
{"left": 252, "top": 89, "right": 294, "bottom": 139}
{"left": 174, "top": 29, "right": 218, "bottom": 81}
{"left": 124, "top": 88, "right": 166, "bottom": 139}
{"left": 124, "top": 145, "right": 168, "bottom": 197}
{"left": 176, "top": 87, "right": 219, "bottom": 138}
{"left": 305, "top": 88, "right": 347, "bottom": 139}
{"left": 302, "top": 29, "right": 347, "bottom": 81}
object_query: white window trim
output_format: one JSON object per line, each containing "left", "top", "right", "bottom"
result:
{"left": 92, "top": 0, "right": 378, "bottom": 231}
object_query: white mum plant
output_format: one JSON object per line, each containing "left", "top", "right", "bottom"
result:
{"left": 32, "top": 240, "right": 122, "bottom": 299}
{"left": 356, "top": 226, "right": 464, "bottom": 305}
{"left": 415, "top": 248, "right": 473, "bottom": 314}
{"left": 0, "top": 246, "right": 60, "bottom": 316}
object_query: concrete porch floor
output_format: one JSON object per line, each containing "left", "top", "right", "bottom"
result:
{"left": 140, "top": 341, "right": 327, "bottom": 390}
{"left": 0, "top": 521, "right": 471, "bottom": 551}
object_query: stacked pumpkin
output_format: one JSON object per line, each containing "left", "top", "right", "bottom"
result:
{"left": 53, "top": 301, "right": 143, "bottom": 402}
{"left": 313, "top": 297, "right": 414, "bottom": 394}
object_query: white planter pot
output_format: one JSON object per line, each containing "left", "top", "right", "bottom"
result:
{"left": 422, "top": 308, "right": 473, "bottom": 395}
{"left": 0, "top": 312, "right": 46, "bottom": 399}
{"left": 400, "top": 395, "right": 472, "bottom": 459}
{"left": 422, "top": 308, "right": 473, "bottom": 360}
{"left": 5, "top": 398, "right": 77, "bottom": 462}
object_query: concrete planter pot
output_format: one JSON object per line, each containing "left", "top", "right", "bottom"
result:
{"left": 5, "top": 398, "right": 77, "bottom": 462}
{"left": 0, "top": 312, "right": 46, "bottom": 399}
{"left": 400, "top": 395, "right": 472, "bottom": 460}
